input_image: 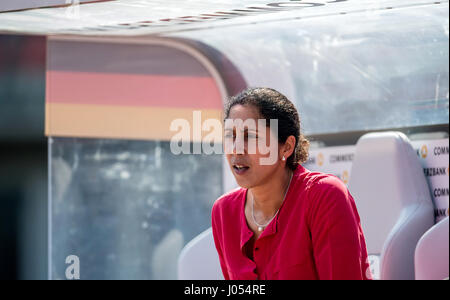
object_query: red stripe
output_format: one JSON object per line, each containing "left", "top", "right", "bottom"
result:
{"left": 46, "top": 71, "right": 223, "bottom": 109}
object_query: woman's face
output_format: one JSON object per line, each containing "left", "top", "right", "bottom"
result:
{"left": 224, "top": 104, "right": 284, "bottom": 189}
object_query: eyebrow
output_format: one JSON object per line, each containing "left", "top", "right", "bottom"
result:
{"left": 223, "top": 128, "right": 259, "bottom": 136}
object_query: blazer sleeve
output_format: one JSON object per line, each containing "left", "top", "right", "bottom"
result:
{"left": 308, "top": 176, "right": 372, "bottom": 280}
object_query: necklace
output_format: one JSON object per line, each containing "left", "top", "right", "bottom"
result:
{"left": 251, "top": 171, "right": 293, "bottom": 232}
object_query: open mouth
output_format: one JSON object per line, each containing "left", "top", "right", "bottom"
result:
{"left": 233, "top": 164, "right": 250, "bottom": 175}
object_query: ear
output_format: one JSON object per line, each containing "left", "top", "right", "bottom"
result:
{"left": 281, "top": 136, "right": 296, "bottom": 161}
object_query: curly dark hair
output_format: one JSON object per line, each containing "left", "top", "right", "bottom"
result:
{"left": 224, "top": 87, "right": 309, "bottom": 170}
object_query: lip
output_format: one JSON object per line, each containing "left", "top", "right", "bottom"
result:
{"left": 232, "top": 164, "right": 250, "bottom": 175}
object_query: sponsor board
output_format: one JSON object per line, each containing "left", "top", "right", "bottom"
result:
{"left": 303, "top": 145, "right": 355, "bottom": 186}
{"left": 412, "top": 139, "right": 449, "bottom": 223}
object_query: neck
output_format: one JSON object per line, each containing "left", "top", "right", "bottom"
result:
{"left": 249, "top": 167, "right": 293, "bottom": 218}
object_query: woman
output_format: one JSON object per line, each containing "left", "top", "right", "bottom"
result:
{"left": 211, "top": 87, "right": 372, "bottom": 280}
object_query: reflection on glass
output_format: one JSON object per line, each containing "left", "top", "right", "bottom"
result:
{"left": 50, "top": 138, "right": 223, "bottom": 279}
{"left": 174, "top": 4, "right": 449, "bottom": 134}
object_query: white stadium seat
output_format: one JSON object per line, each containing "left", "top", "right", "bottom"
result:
{"left": 349, "top": 132, "right": 435, "bottom": 280}
{"left": 415, "top": 217, "right": 449, "bottom": 280}
{"left": 177, "top": 228, "right": 224, "bottom": 280}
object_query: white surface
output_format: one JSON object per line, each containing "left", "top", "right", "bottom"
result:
{"left": 0, "top": 0, "right": 100, "bottom": 12}
{"left": 152, "top": 229, "right": 184, "bottom": 280}
{"left": 415, "top": 217, "right": 449, "bottom": 280}
{"left": 348, "top": 132, "right": 435, "bottom": 280}
{"left": 177, "top": 228, "right": 224, "bottom": 280}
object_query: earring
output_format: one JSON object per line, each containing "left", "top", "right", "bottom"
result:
{"left": 282, "top": 156, "right": 286, "bottom": 161}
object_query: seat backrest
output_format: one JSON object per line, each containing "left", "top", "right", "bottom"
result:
{"left": 415, "top": 217, "right": 449, "bottom": 280}
{"left": 349, "top": 132, "right": 435, "bottom": 280}
{"left": 177, "top": 227, "right": 224, "bottom": 280}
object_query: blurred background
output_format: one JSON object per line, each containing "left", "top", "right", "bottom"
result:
{"left": 0, "top": 34, "right": 47, "bottom": 280}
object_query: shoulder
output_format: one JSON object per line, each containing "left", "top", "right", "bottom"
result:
{"left": 301, "top": 170, "right": 353, "bottom": 211}
{"left": 293, "top": 165, "right": 347, "bottom": 194}
{"left": 212, "top": 187, "right": 245, "bottom": 219}
{"left": 305, "top": 172, "right": 349, "bottom": 197}
{"left": 301, "top": 172, "right": 362, "bottom": 240}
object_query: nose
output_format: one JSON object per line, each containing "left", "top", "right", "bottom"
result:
{"left": 224, "top": 136, "right": 245, "bottom": 155}
{"left": 232, "top": 138, "right": 245, "bottom": 155}
{"left": 231, "top": 139, "right": 245, "bottom": 154}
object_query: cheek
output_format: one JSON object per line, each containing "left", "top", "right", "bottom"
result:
{"left": 250, "top": 162, "right": 279, "bottom": 184}
{"left": 254, "top": 140, "right": 280, "bottom": 166}
{"left": 246, "top": 153, "right": 261, "bottom": 165}
{"left": 248, "top": 155, "right": 279, "bottom": 172}
{"left": 256, "top": 131, "right": 280, "bottom": 156}
{"left": 225, "top": 154, "right": 233, "bottom": 165}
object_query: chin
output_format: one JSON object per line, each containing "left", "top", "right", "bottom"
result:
{"left": 236, "top": 182, "right": 252, "bottom": 189}
{"left": 233, "top": 177, "right": 253, "bottom": 189}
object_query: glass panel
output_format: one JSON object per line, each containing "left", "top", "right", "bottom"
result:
{"left": 49, "top": 137, "right": 223, "bottom": 279}
{"left": 172, "top": 3, "right": 449, "bottom": 135}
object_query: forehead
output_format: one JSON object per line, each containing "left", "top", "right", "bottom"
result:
{"left": 227, "top": 104, "right": 261, "bottom": 120}
{"left": 225, "top": 104, "right": 272, "bottom": 133}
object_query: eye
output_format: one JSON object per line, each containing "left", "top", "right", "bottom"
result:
{"left": 246, "top": 132, "right": 258, "bottom": 139}
{"left": 224, "top": 132, "right": 234, "bottom": 139}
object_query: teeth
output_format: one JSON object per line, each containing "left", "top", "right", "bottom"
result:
{"left": 235, "top": 165, "right": 247, "bottom": 169}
